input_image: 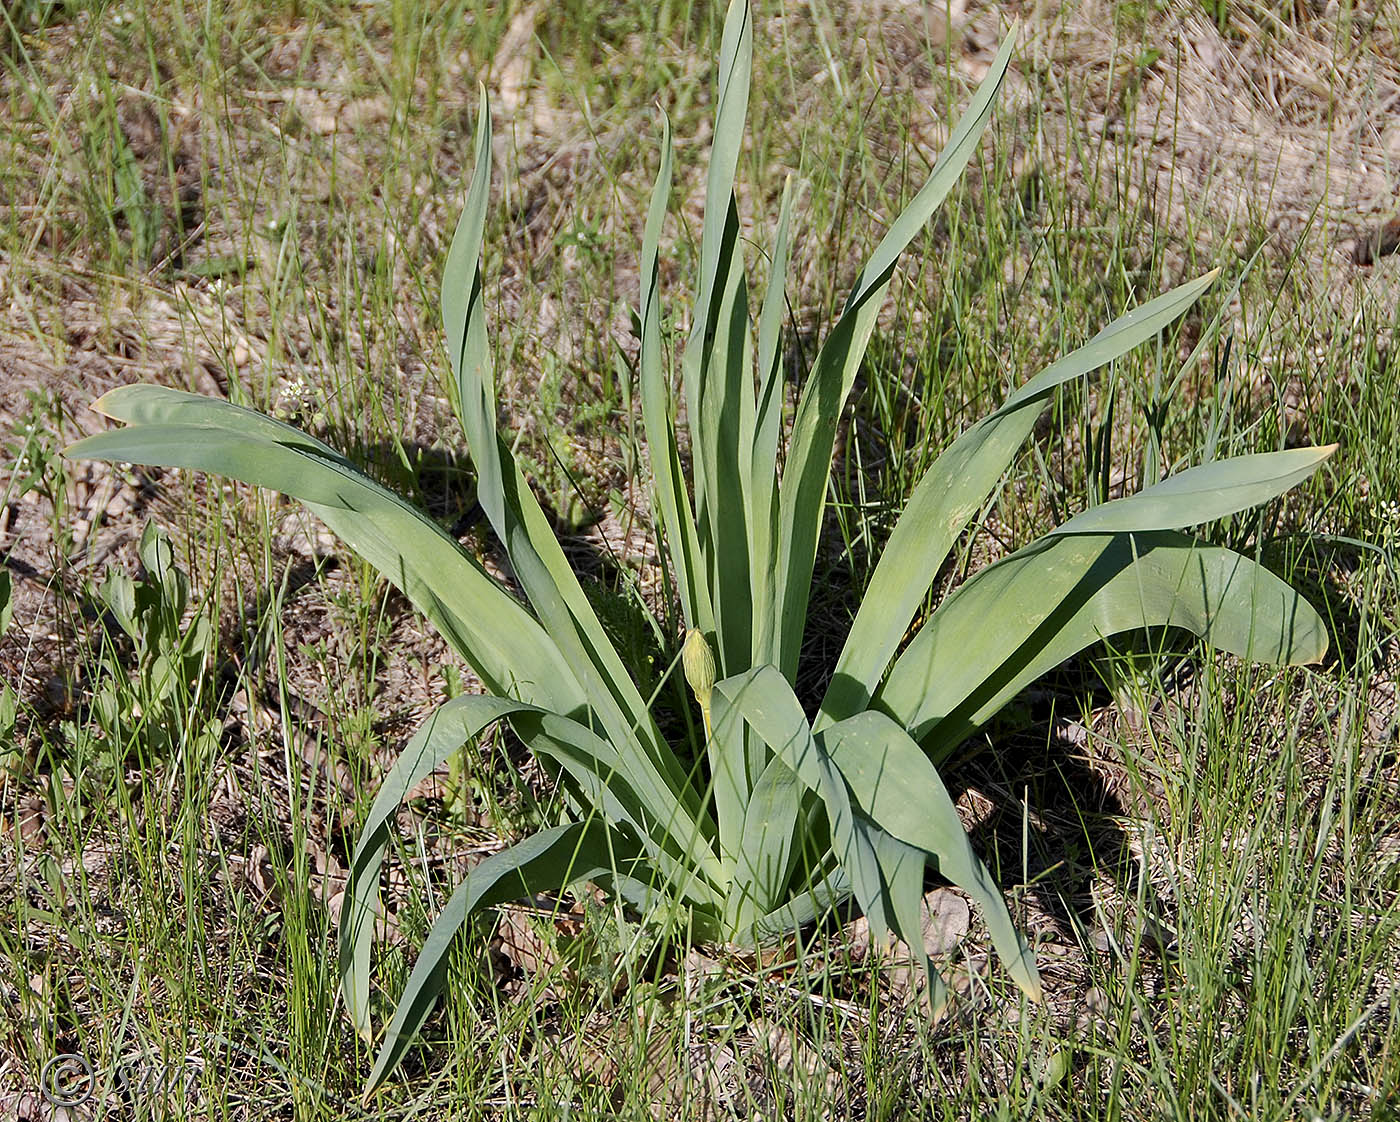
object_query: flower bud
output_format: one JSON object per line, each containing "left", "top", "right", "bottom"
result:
{"left": 682, "top": 628, "right": 716, "bottom": 710}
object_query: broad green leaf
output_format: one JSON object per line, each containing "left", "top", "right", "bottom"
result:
{"left": 518, "top": 711, "right": 726, "bottom": 904}
{"left": 879, "top": 531, "right": 1329, "bottom": 754}
{"left": 364, "top": 821, "right": 635, "bottom": 1096}
{"left": 1049, "top": 446, "right": 1335, "bottom": 537}
{"left": 821, "top": 271, "right": 1220, "bottom": 726}
{"left": 730, "top": 754, "right": 803, "bottom": 928}
{"left": 750, "top": 867, "right": 851, "bottom": 939}
{"left": 714, "top": 666, "right": 891, "bottom": 938}
{"left": 774, "top": 30, "right": 1017, "bottom": 680}
{"left": 819, "top": 711, "right": 1042, "bottom": 999}
{"left": 638, "top": 116, "right": 712, "bottom": 634}
{"left": 66, "top": 397, "right": 584, "bottom": 714}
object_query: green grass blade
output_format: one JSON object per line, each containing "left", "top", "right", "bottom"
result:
{"left": 819, "top": 711, "right": 1041, "bottom": 999}
{"left": 773, "top": 30, "right": 1016, "bottom": 679}
{"left": 879, "top": 531, "right": 1330, "bottom": 754}
{"left": 820, "top": 271, "right": 1221, "bottom": 725}
{"left": 638, "top": 116, "right": 712, "bottom": 633}
{"left": 1050, "top": 446, "right": 1336, "bottom": 536}
{"left": 364, "top": 821, "right": 635, "bottom": 1096}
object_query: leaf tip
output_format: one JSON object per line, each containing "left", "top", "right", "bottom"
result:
{"left": 89, "top": 390, "right": 121, "bottom": 420}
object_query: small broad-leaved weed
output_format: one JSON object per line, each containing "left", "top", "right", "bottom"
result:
{"left": 67, "top": 1, "right": 1333, "bottom": 1093}
{"left": 87, "top": 521, "right": 216, "bottom": 769}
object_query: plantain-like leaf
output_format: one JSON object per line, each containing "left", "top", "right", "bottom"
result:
{"left": 730, "top": 754, "right": 803, "bottom": 929}
{"left": 772, "top": 31, "right": 1018, "bottom": 682}
{"left": 363, "top": 821, "right": 639, "bottom": 1097}
{"left": 879, "top": 531, "right": 1330, "bottom": 754}
{"left": 66, "top": 392, "right": 584, "bottom": 714}
{"left": 820, "top": 271, "right": 1220, "bottom": 726}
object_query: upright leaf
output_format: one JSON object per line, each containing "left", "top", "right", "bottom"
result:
{"left": 638, "top": 117, "right": 712, "bottom": 634}
{"left": 773, "top": 30, "right": 1018, "bottom": 680}
{"left": 443, "top": 95, "right": 706, "bottom": 826}
{"left": 749, "top": 178, "right": 794, "bottom": 667}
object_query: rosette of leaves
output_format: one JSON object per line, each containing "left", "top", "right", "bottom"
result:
{"left": 65, "top": 1, "right": 1332, "bottom": 1093}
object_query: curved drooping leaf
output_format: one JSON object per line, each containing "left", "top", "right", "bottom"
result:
{"left": 730, "top": 754, "right": 803, "bottom": 930}
{"left": 818, "top": 711, "right": 1041, "bottom": 999}
{"left": 869, "top": 827, "right": 947, "bottom": 1011}
{"left": 66, "top": 390, "right": 584, "bottom": 714}
{"left": 878, "top": 531, "right": 1329, "bottom": 754}
{"left": 341, "top": 695, "right": 523, "bottom": 1037}
{"left": 773, "top": 29, "right": 1018, "bottom": 681}
{"left": 363, "top": 821, "right": 637, "bottom": 1096}
{"left": 340, "top": 696, "right": 724, "bottom": 1038}
{"left": 820, "top": 271, "right": 1220, "bottom": 727}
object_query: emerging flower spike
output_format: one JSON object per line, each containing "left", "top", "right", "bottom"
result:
{"left": 683, "top": 628, "right": 717, "bottom": 737}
